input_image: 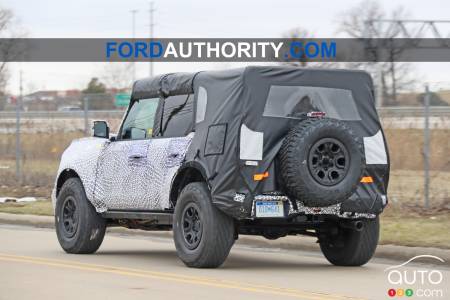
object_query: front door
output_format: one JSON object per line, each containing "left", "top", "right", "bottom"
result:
{"left": 94, "top": 94, "right": 195, "bottom": 211}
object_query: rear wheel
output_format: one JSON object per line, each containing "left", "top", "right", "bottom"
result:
{"left": 319, "top": 217, "right": 379, "bottom": 266}
{"left": 55, "top": 178, "right": 106, "bottom": 254}
{"left": 173, "top": 182, "right": 235, "bottom": 268}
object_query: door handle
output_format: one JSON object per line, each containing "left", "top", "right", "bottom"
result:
{"left": 128, "top": 154, "right": 145, "bottom": 159}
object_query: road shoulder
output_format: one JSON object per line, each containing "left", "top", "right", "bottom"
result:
{"left": 1, "top": 212, "right": 449, "bottom": 265}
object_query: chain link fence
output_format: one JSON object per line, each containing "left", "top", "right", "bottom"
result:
{"left": 0, "top": 89, "right": 450, "bottom": 211}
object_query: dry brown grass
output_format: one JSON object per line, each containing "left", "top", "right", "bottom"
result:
{"left": 384, "top": 128, "right": 450, "bottom": 171}
{"left": 388, "top": 170, "right": 450, "bottom": 205}
{"left": 0, "top": 131, "right": 83, "bottom": 187}
{"left": 0, "top": 200, "right": 53, "bottom": 216}
{"left": 0, "top": 128, "right": 449, "bottom": 203}
{"left": 1, "top": 128, "right": 449, "bottom": 248}
{"left": 0, "top": 131, "right": 84, "bottom": 161}
{"left": 380, "top": 212, "right": 450, "bottom": 248}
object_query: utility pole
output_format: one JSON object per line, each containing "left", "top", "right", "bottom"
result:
{"left": 423, "top": 84, "right": 431, "bottom": 209}
{"left": 131, "top": 9, "right": 138, "bottom": 82}
{"left": 363, "top": 20, "right": 383, "bottom": 107}
{"left": 83, "top": 96, "right": 89, "bottom": 136}
{"left": 15, "top": 70, "right": 23, "bottom": 184}
{"left": 149, "top": 2, "right": 155, "bottom": 77}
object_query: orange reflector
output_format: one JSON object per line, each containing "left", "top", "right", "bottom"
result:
{"left": 253, "top": 172, "right": 269, "bottom": 181}
{"left": 360, "top": 176, "right": 374, "bottom": 183}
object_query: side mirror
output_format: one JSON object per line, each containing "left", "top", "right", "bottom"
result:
{"left": 93, "top": 121, "right": 109, "bottom": 139}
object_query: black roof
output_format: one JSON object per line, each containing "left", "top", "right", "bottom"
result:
{"left": 131, "top": 72, "right": 199, "bottom": 100}
{"left": 131, "top": 66, "right": 372, "bottom": 101}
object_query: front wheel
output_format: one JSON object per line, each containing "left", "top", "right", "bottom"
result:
{"left": 55, "top": 178, "right": 106, "bottom": 254}
{"left": 173, "top": 182, "right": 235, "bottom": 268}
{"left": 319, "top": 217, "right": 379, "bottom": 266}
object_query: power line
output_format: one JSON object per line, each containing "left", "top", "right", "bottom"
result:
{"left": 364, "top": 19, "right": 450, "bottom": 209}
{"left": 130, "top": 9, "right": 138, "bottom": 83}
{"left": 15, "top": 70, "right": 23, "bottom": 184}
{"left": 364, "top": 19, "right": 450, "bottom": 39}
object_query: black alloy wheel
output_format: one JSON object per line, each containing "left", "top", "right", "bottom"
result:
{"left": 61, "top": 196, "right": 78, "bottom": 238}
{"left": 182, "top": 203, "right": 203, "bottom": 250}
{"left": 308, "top": 137, "right": 350, "bottom": 186}
{"left": 173, "top": 182, "right": 235, "bottom": 268}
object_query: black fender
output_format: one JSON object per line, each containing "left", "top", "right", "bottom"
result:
{"left": 169, "top": 161, "right": 209, "bottom": 207}
{"left": 56, "top": 168, "right": 81, "bottom": 198}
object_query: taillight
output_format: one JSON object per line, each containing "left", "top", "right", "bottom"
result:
{"left": 307, "top": 111, "right": 326, "bottom": 118}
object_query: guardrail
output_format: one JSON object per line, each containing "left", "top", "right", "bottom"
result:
{"left": 377, "top": 106, "right": 450, "bottom": 117}
{"left": 0, "top": 107, "right": 450, "bottom": 119}
{"left": 0, "top": 110, "right": 125, "bottom": 119}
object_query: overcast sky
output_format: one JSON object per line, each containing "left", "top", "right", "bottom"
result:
{"left": 3, "top": 0, "right": 450, "bottom": 94}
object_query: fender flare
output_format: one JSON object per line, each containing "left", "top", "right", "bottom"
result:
{"left": 169, "top": 161, "right": 209, "bottom": 207}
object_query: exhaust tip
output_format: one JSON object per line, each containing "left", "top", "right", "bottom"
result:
{"left": 354, "top": 220, "right": 364, "bottom": 231}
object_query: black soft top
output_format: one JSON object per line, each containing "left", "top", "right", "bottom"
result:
{"left": 132, "top": 66, "right": 386, "bottom": 218}
{"left": 132, "top": 72, "right": 198, "bottom": 100}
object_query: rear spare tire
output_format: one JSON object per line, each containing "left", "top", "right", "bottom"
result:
{"left": 279, "top": 118, "right": 364, "bottom": 207}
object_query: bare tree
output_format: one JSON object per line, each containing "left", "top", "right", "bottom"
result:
{"left": 0, "top": 7, "right": 26, "bottom": 95}
{"left": 0, "top": 8, "right": 14, "bottom": 93}
{"left": 282, "top": 27, "right": 312, "bottom": 67}
{"left": 101, "top": 63, "right": 134, "bottom": 90}
{"left": 337, "top": 0, "right": 416, "bottom": 105}
{"left": 281, "top": 27, "right": 338, "bottom": 69}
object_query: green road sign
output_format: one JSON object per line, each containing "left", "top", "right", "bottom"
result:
{"left": 114, "top": 93, "right": 131, "bottom": 107}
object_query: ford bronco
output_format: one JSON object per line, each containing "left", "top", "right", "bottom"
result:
{"left": 53, "top": 66, "right": 389, "bottom": 268}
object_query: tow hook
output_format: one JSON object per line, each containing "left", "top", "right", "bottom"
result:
{"left": 340, "top": 220, "right": 364, "bottom": 232}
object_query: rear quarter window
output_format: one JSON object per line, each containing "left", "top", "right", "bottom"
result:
{"left": 161, "top": 94, "right": 194, "bottom": 138}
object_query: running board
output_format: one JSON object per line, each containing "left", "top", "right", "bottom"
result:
{"left": 101, "top": 210, "right": 173, "bottom": 225}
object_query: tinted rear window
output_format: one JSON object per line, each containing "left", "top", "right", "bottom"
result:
{"left": 263, "top": 85, "right": 361, "bottom": 121}
{"left": 161, "top": 94, "right": 194, "bottom": 137}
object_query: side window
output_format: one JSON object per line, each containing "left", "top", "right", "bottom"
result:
{"left": 121, "top": 98, "right": 159, "bottom": 140}
{"left": 161, "top": 94, "right": 194, "bottom": 138}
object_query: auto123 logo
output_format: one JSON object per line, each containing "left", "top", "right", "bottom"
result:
{"left": 385, "top": 255, "right": 446, "bottom": 298}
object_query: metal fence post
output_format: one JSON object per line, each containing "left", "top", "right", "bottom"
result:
{"left": 84, "top": 96, "right": 89, "bottom": 136}
{"left": 15, "top": 70, "right": 23, "bottom": 185}
{"left": 423, "top": 84, "right": 431, "bottom": 209}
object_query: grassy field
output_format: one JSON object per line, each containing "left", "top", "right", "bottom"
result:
{"left": 0, "top": 200, "right": 448, "bottom": 249}
{"left": 381, "top": 213, "right": 450, "bottom": 249}
{"left": 0, "top": 128, "right": 449, "bottom": 248}
{"left": 2, "top": 167, "right": 449, "bottom": 205}
{"left": 1, "top": 128, "right": 450, "bottom": 186}
{"left": 0, "top": 200, "right": 53, "bottom": 216}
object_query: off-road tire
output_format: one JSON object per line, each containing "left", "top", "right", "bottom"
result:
{"left": 279, "top": 118, "right": 364, "bottom": 207}
{"left": 173, "top": 182, "right": 235, "bottom": 268}
{"left": 55, "top": 178, "right": 106, "bottom": 254}
{"left": 319, "top": 217, "right": 379, "bottom": 266}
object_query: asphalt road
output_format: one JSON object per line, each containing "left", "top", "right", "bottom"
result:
{"left": 0, "top": 225, "right": 448, "bottom": 300}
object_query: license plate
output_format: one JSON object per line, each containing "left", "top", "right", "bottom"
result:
{"left": 255, "top": 201, "right": 284, "bottom": 218}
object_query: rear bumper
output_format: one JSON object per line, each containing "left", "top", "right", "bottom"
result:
{"left": 222, "top": 191, "right": 386, "bottom": 220}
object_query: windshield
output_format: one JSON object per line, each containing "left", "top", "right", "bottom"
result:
{"left": 121, "top": 98, "right": 159, "bottom": 140}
